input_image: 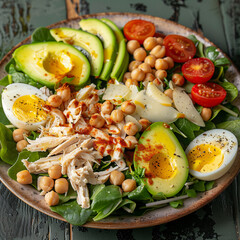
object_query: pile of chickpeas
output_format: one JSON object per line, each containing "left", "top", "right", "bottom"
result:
{"left": 17, "top": 164, "right": 69, "bottom": 206}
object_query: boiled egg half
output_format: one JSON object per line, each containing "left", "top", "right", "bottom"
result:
{"left": 1, "top": 83, "right": 48, "bottom": 130}
{"left": 185, "top": 129, "right": 238, "bottom": 181}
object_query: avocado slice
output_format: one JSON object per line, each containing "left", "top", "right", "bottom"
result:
{"left": 134, "top": 122, "right": 189, "bottom": 197}
{"left": 13, "top": 42, "right": 90, "bottom": 88}
{"left": 101, "top": 18, "right": 127, "bottom": 80}
{"left": 50, "top": 28, "right": 104, "bottom": 77}
{"left": 79, "top": 18, "right": 117, "bottom": 81}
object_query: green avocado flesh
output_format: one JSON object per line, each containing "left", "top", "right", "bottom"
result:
{"left": 134, "top": 122, "right": 189, "bottom": 197}
{"left": 50, "top": 28, "right": 104, "bottom": 77}
{"left": 101, "top": 18, "right": 127, "bottom": 80}
{"left": 13, "top": 42, "right": 90, "bottom": 88}
{"left": 79, "top": 18, "right": 117, "bottom": 81}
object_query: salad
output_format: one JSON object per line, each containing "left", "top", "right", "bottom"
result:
{"left": 0, "top": 17, "right": 239, "bottom": 226}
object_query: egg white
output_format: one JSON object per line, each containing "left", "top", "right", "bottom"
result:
{"left": 1, "top": 83, "right": 48, "bottom": 131}
{"left": 185, "top": 129, "right": 238, "bottom": 181}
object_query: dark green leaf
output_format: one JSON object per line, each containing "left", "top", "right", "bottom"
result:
{"left": 31, "top": 27, "right": 56, "bottom": 43}
{"left": 0, "top": 75, "right": 11, "bottom": 86}
{"left": 187, "top": 35, "right": 199, "bottom": 45}
{"left": 214, "top": 58, "right": 230, "bottom": 67}
{"left": 8, "top": 150, "right": 48, "bottom": 180}
{"left": 169, "top": 199, "right": 183, "bottom": 208}
{"left": 117, "top": 199, "right": 136, "bottom": 213}
{"left": 0, "top": 123, "right": 18, "bottom": 165}
{"left": 205, "top": 181, "right": 215, "bottom": 191}
{"left": 204, "top": 46, "right": 219, "bottom": 61}
{"left": 128, "top": 185, "right": 152, "bottom": 201}
{"left": 193, "top": 181, "right": 205, "bottom": 192}
{"left": 0, "top": 94, "right": 11, "bottom": 125}
{"left": 51, "top": 200, "right": 93, "bottom": 225}
{"left": 210, "top": 106, "right": 222, "bottom": 121}
{"left": 170, "top": 123, "right": 187, "bottom": 138}
{"left": 5, "top": 58, "right": 16, "bottom": 73}
{"left": 91, "top": 185, "right": 122, "bottom": 211}
{"left": 186, "top": 189, "right": 197, "bottom": 198}
{"left": 217, "top": 120, "right": 240, "bottom": 143}
{"left": 89, "top": 184, "right": 105, "bottom": 200}
{"left": 217, "top": 81, "right": 238, "bottom": 102}
{"left": 196, "top": 42, "right": 205, "bottom": 58}
{"left": 58, "top": 185, "right": 77, "bottom": 204}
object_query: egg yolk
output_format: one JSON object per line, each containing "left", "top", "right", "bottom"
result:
{"left": 13, "top": 95, "right": 47, "bottom": 123}
{"left": 187, "top": 144, "right": 224, "bottom": 173}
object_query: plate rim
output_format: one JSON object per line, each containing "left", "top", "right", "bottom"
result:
{"left": 0, "top": 12, "right": 240, "bottom": 229}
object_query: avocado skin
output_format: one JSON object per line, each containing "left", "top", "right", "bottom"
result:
{"left": 134, "top": 122, "right": 189, "bottom": 197}
{"left": 50, "top": 28, "right": 104, "bottom": 77}
{"left": 13, "top": 42, "right": 90, "bottom": 88}
{"left": 79, "top": 18, "right": 117, "bottom": 81}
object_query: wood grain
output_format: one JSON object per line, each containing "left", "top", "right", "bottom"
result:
{"left": 65, "top": 0, "right": 80, "bottom": 19}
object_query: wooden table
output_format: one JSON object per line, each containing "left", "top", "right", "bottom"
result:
{"left": 0, "top": 0, "right": 239, "bottom": 239}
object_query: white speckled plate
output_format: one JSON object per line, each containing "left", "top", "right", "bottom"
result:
{"left": 0, "top": 12, "right": 240, "bottom": 229}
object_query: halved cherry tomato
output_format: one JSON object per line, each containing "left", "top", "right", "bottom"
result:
{"left": 123, "top": 19, "right": 155, "bottom": 44}
{"left": 163, "top": 35, "right": 196, "bottom": 63}
{"left": 191, "top": 82, "right": 227, "bottom": 107}
{"left": 182, "top": 58, "right": 215, "bottom": 83}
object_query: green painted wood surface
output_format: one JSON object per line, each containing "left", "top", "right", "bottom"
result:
{"left": 0, "top": 0, "right": 240, "bottom": 239}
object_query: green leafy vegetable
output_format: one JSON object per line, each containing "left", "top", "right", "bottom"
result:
{"left": 51, "top": 200, "right": 93, "bottom": 225}
{"left": 217, "top": 81, "right": 238, "bottom": 102}
{"left": 117, "top": 199, "right": 136, "bottom": 213}
{"left": 0, "top": 123, "right": 18, "bottom": 165}
{"left": 169, "top": 199, "right": 183, "bottom": 208}
{"left": 128, "top": 185, "right": 153, "bottom": 201}
{"left": 31, "top": 27, "right": 56, "bottom": 43}
{"left": 204, "top": 46, "right": 219, "bottom": 61}
{"left": 214, "top": 58, "right": 231, "bottom": 67}
{"left": 217, "top": 120, "right": 240, "bottom": 143}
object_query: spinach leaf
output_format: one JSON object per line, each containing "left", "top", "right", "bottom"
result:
{"left": 217, "top": 120, "right": 240, "bottom": 143}
{"left": 89, "top": 184, "right": 105, "bottom": 200}
{"left": 186, "top": 189, "right": 197, "bottom": 198}
{"left": 5, "top": 58, "right": 16, "bottom": 73}
{"left": 169, "top": 199, "right": 183, "bottom": 208}
{"left": 51, "top": 200, "right": 93, "bottom": 225}
{"left": 210, "top": 106, "right": 222, "bottom": 121}
{"left": 187, "top": 35, "right": 199, "bottom": 45}
{"left": 91, "top": 185, "right": 122, "bottom": 211}
{"left": 128, "top": 185, "right": 152, "bottom": 201}
{"left": 117, "top": 199, "right": 136, "bottom": 213}
{"left": 217, "top": 81, "right": 238, "bottom": 102}
{"left": 31, "top": 27, "right": 56, "bottom": 43}
{"left": 8, "top": 150, "right": 48, "bottom": 180}
{"left": 58, "top": 185, "right": 77, "bottom": 204}
{"left": 0, "top": 94, "right": 11, "bottom": 125}
{"left": 0, "top": 75, "right": 11, "bottom": 86}
{"left": 93, "top": 199, "right": 122, "bottom": 221}
{"left": 193, "top": 181, "right": 206, "bottom": 192}
{"left": 204, "top": 46, "right": 219, "bottom": 61}
{"left": 0, "top": 123, "right": 18, "bottom": 165}
{"left": 196, "top": 42, "right": 204, "bottom": 58}
{"left": 214, "top": 58, "right": 230, "bottom": 67}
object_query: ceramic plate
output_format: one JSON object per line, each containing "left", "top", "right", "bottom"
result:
{"left": 0, "top": 12, "right": 240, "bottom": 229}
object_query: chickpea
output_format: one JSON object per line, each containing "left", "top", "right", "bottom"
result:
{"left": 17, "top": 170, "right": 32, "bottom": 184}
{"left": 150, "top": 45, "right": 166, "bottom": 58}
{"left": 138, "top": 63, "right": 152, "bottom": 73}
{"left": 16, "top": 140, "right": 28, "bottom": 152}
{"left": 38, "top": 176, "right": 54, "bottom": 192}
{"left": 153, "top": 78, "right": 164, "bottom": 88}
{"left": 152, "top": 69, "right": 157, "bottom": 76}
{"left": 128, "top": 60, "right": 142, "bottom": 72}
{"left": 125, "top": 136, "right": 138, "bottom": 149}
{"left": 155, "top": 70, "right": 167, "bottom": 80}
{"left": 121, "top": 101, "right": 136, "bottom": 115}
{"left": 111, "top": 109, "right": 124, "bottom": 123}
{"left": 101, "top": 100, "right": 114, "bottom": 115}
{"left": 164, "top": 57, "right": 174, "bottom": 69}
{"left": 48, "top": 165, "right": 62, "bottom": 179}
{"left": 47, "top": 95, "right": 62, "bottom": 108}
{"left": 125, "top": 79, "right": 138, "bottom": 88}
{"left": 109, "top": 170, "right": 125, "bottom": 185}
{"left": 143, "top": 37, "right": 158, "bottom": 51}
{"left": 55, "top": 178, "right": 69, "bottom": 194}
{"left": 155, "top": 59, "right": 169, "bottom": 70}
{"left": 156, "top": 37, "right": 164, "bottom": 45}
{"left": 164, "top": 89, "right": 173, "bottom": 100}
{"left": 172, "top": 73, "right": 185, "bottom": 86}
{"left": 201, "top": 108, "right": 212, "bottom": 121}
{"left": 45, "top": 191, "right": 59, "bottom": 206}
{"left": 89, "top": 113, "right": 105, "bottom": 128}
{"left": 139, "top": 119, "right": 151, "bottom": 131}
{"left": 122, "top": 179, "right": 137, "bottom": 192}
{"left": 124, "top": 122, "right": 139, "bottom": 136}
{"left": 144, "top": 55, "right": 156, "bottom": 68}
{"left": 123, "top": 72, "right": 132, "bottom": 83}
{"left": 56, "top": 85, "right": 71, "bottom": 102}
{"left": 133, "top": 48, "right": 147, "bottom": 62}
{"left": 127, "top": 40, "right": 140, "bottom": 54}
{"left": 13, "top": 128, "right": 29, "bottom": 142}
{"left": 144, "top": 73, "right": 155, "bottom": 82}
{"left": 131, "top": 68, "right": 145, "bottom": 82}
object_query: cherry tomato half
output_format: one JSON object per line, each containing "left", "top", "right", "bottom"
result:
{"left": 123, "top": 19, "right": 155, "bottom": 44}
{"left": 163, "top": 35, "right": 196, "bottom": 63}
{"left": 191, "top": 82, "right": 227, "bottom": 107}
{"left": 182, "top": 58, "right": 215, "bottom": 84}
